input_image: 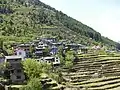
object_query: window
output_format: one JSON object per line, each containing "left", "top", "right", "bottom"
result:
{"left": 15, "top": 53, "right": 17, "bottom": 55}
{"left": 15, "top": 59, "right": 18, "bottom": 61}
{"left": 16, "top": 76, "right": 21, "bottom": 79}
{"left": 19, "top": 52, "right": 22, "bottom": 55}
{"left": 17, "top": 69, "right": 21, "bottom": 73}
{"left": 11, "top": 70, "right": 14, "bottom": 73}
{"left": 14, "top": 58, "right": 21, "bottom": 61}
{"left": 56, "top": 57, "right": 58, "bottom": 59}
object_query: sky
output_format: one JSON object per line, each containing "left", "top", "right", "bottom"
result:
{"left": 40, "top": 0, "right": 120, "bottom": 42}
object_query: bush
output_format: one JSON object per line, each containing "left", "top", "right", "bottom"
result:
{"left": 22, "top": 59, "right": 52, "bottom": 79}
{"left": 20, "top": 78, "right": 42, "bottom": 90}
{"left": 22, "top": 59, "right": 43, "bottom": 79}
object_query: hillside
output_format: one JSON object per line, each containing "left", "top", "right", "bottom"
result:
{"left": 0, "top": 0, "right": 117, "bottom": 47}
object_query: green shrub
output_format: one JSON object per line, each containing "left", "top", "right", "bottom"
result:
{"left": 20, "top": 78, "right": 42, "bottom": 90}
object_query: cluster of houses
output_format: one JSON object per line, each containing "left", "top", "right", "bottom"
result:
{"left": 0, "top": 37, "right": 88, "bottom": 83}
{"left": 12, "top": 37, "right": 88, "bottom": 64}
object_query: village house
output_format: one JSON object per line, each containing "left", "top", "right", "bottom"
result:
{"left": 34, "top": 47, "right": 46, "bottom": 58}
{"left": 66, "top": 43, "right": 81, "bottom": 51}
{"left": 38, "top": 56, "right": 60, "bottom": 66}
{"left": 92, "top": 45, "right": 101, "bottom": 50}
{"left": 16, "top": 44, "right": 31, "bottom": 58}
{"left": 41, "top": 38, "right": 57, "bottom": 46}
{"left": 18, "top": 44, "right": 30, "bottom": 51}
{"left": 47, "top": 42, "right": 63, "bottom": 55}
{"left": 78, "top": 44, "right": 88, "bottom": 54}
{"left": 50, "top": 46, "right": 58, "bottom": 55}
{"left": 50, "top": 42, "right": 63, "bottom": 47}
{"left": 65, "top": 43, "right": 88, "bottom": 54}
{"left": 32, "top": 40, "right": 40, "bottom": 45}
{"left": 38, "top": 41, "right": 48, "bottom": 48}
{"left": 5, "top": 56, "right": 25, "bottom": 83}
{"left": 43, "top": 38, "right": 57, "bottom": 43}
{"left": 77, "top": 47, "right": 88, "bottom": 54}
{"left": 15, "top": 49, "right": 26, "bottom": 58}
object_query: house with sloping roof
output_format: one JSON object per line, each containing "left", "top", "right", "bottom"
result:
{"left": 34, "top": 47, "right": 46, "bottom": 58}
{"left": 50, "top": 46, "right": 58, "bottom": 55}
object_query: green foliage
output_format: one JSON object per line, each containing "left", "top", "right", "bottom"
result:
{"left": 22, "top": 59, "right": 63, "bottom": 87}
{"left": 57, "top": 49, "right": 75, "bottom": 68}
{"left": 0, "top": 62, "right": 9, "bottom": 70}
{"left": 40, "top": 62, "right": 52, "bottom": 74}
{"left": 57, "top": 46, "right": 65, "bottom": 65}
{"left": 65, "top": 51, "right": 74, "bottom": 68}
{"left": 96, "top": 50, "right": 107, "bottom": 55}
{"left": 22, "top": 59, "right": 52, "bottom": 79}
{"left": 65, "top": 61, "right": 73, "bottom": 69}
{"left": 0, "top": 39, "right": 3, "bottom": 49}
{"left": 56, "top": 11, "right": 102, "bottom": 41}
{"left": 65, "top": 51, "right": 74, "bottom": 61}
{"left": 22, "top": 59, "right": 43, "bottom": 79}
{"left": 20, "top": 78, "right": 42, "bottom": 90}
{"left": 59, "top": 54, "right": 65, "bottom": 65}
{"left": 49, "top": 67, "right": 64, "bottom": 84}
{"left": 50, "top": 72, "right": 63, "bottom": 84}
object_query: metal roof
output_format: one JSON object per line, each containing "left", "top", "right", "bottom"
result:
{"left": 43, "top": 57, "right": 54, "bottom": 60}
{"left": 5, "top": 56, "right": 23, "bottom": 59}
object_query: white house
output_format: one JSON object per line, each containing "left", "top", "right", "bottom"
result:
{"left": 92, "top": 45, "right": 101, "bottom": 50}
{"left": 38, "top": 42, "right": 48, "bottom": 48}
{"left": 16, "top": 49, "right": 26, "bottom": 58}
{"left": 38, "top": 56, "right": 60, "bottom": 66}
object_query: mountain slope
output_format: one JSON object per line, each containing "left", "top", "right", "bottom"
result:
{"left": 0, "top": 0, "right": 117, "bottom": 47}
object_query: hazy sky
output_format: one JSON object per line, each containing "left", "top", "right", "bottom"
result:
{"left": 40, "top": 0, "right": 120, "bottom": 42}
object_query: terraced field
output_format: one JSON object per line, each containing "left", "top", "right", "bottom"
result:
{"left": 40, "top": 74, "right": 64, "bottom": 90}
{"left": 63, "top": 54, "right": 120, "bottom": 90}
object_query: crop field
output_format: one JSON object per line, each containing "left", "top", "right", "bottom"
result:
{"left": 63, "top": 54, "right": 120, "bottom": 90}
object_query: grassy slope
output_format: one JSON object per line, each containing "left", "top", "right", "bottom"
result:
{"left": 0, "top": 0, "right": 117, "bottom": 48}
